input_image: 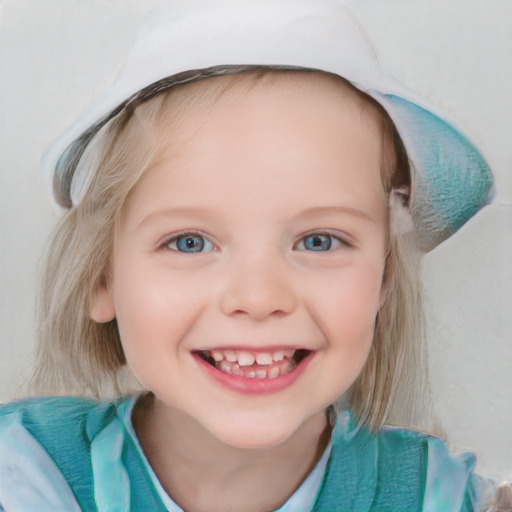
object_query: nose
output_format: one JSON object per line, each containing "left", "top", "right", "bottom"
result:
{"left": 219, "top": 252, "right": 297, "bottom": 320}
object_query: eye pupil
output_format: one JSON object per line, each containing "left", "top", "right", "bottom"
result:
{"left": 177, "top": 235, "right": 204, "bottom": 252}
{"left": 304, "top": 234, "right": 331, "bottom": 251}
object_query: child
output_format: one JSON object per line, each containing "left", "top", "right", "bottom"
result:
{"left": 0, "top": 1, "right": 507, "bottom": 510}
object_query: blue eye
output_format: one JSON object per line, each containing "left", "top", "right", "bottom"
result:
{"left": 167, "top": 233, "right": 215, "bottom": 253}
{"left": 297, "top": 233, "right": 344, "bottom": 252}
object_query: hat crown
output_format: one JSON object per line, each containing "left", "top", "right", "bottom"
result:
{"left": 114, "top": 0, "right": 380, "bottom": 100}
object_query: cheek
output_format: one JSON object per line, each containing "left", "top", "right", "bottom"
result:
{"left": 306, "top": 263, "right": 384, "bottom": 334}
{"left": 296, "top": 265, "right": 383, "bottom": 406}
{"left": 111, "top": 257, "right": 208, "bottom": 355}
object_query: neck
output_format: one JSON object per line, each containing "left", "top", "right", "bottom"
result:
{"left": 132, "top": 394, "right": 331, "bottom": 512}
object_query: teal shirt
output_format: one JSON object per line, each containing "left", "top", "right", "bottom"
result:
{"left": 0, "top": 395, "right": 485, "bottom": 511}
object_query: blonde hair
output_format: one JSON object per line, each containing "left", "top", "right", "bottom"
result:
{"left": 31, "top": 67, "right": 433, "bottom": 432}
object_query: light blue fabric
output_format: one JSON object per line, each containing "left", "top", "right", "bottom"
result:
{"left": 0, "top": 411, "right": 81, "bottom": 511}
{"left": 91, "top": 416, "right": 131, "bottom": 512}
{"left": 384, "top": 95, "right": 495, "bottom": 235}
{"left": 0, "top": 395, "right": 493, "bottom": 510}
{"left": 422, "top": 434, "right": 480, "bottom": 512}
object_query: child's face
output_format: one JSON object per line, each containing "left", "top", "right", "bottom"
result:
{"left": 92, "top": 73, "right": 389, "bottom": 448}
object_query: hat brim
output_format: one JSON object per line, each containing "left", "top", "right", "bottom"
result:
{"left": 40, "top": 0, "right": 494, "bottom": 251}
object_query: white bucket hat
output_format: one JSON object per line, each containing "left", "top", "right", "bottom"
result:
{"left": 41, "top": 0, "right": 494, "bottom": 251}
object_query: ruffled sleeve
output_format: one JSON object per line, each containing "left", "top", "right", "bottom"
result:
{"left": 422, "top": 435, "right": 488, "bottom": 512}
{"left": 0, "top": 409, "right": 81, "bottom": 511}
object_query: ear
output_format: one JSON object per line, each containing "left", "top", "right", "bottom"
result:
{"left": 89, "top": 284, "right": 115, "bottom": 323}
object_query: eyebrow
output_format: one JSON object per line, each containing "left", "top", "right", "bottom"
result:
{"left": 293, "top": 205, "right": 376, "bottom": 223}
{"left": 136, "top": 204, "right": 376, "bottom": 229}
{"left": 136, "top": 206, "right": 221, "bottom": 229}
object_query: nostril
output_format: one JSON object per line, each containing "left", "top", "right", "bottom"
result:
{"left": 231, "top": 308, "right": 288, "bottom": 317}
{"left": 227, "top": 307, "right": 290, "bottom": 322}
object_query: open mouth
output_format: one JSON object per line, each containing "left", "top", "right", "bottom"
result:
{"left": 196, "top": 348, "right": 310, "bottom": 379}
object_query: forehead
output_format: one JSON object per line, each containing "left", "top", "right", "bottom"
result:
{"left": 154, "top": 70, "right": 383, "bottom": 139}
{"left": 122, "top": 70, "right": 388, "bottom": 226}
{"left": 144, "top": 70, "right": 387, "bottom": 175}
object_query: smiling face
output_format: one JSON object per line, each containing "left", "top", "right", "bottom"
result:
{"left": 91, "top": 72, "right": 390, "bottom": 448}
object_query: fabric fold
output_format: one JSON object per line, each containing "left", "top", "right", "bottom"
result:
{"left": 90, "top": 416, "right": 131, "bottom": 512}
{"left": 0, "top": 411, "right": 81, "bottom": 511}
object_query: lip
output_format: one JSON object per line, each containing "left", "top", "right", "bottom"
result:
{"left": 192, "top": 349, "right": 314, "bottom": 395}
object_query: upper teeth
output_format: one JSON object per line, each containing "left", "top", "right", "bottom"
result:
{"left": 208, "top": 349, "right": 294, "bottom": 366}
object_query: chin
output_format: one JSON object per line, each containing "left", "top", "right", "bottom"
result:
{"left": 221, "top": 427, "right": 297, "bottom": 450}
{"left": 207, "top": 410, "right": 321, "bottom": 450}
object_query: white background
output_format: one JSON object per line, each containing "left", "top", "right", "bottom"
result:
{"left": 0, "top": 0, "right": 511, "bottom": 483}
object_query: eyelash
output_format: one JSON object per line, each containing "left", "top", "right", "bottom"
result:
{"left": 159, "top": 231, "right": 352, "bottom": 254}
{"left": 294, "top": 232, "right": 352, "bottom": 252}
{"left": 160, "top": 232, "right": 216, "bottom": 253}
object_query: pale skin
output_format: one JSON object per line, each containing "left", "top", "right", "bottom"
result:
{"left": 91, "top": 73, "right": 390, "bottom": 512}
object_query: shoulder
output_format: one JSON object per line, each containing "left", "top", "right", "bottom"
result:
{"left": 0, "top": 395, "right": 140, "bottom": 464}
{"left": 379, "top": 426, "right": 476, "bottom": 477}
{"left": 0, "top": 396, "right": 101, "bottom": 511}
{"left": 0, "top": 396, "right": 105, "bottom": 447}
{"left": 0, "top": 395, "right": 137, "bottom": 511}
{"left": 317, "top": 412, "right": 482, "bottom": 511}
{"left": 0, "top": 394, "right": 135, "bottom": 435}
{"left": 329, "top": 411, "right": 437, "bottom": 474}
{"left": 0, "top": 395, "right": 98, "bottom": 422}
{"left": 377, "top": 425, "right": 481, "bottom": 511}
